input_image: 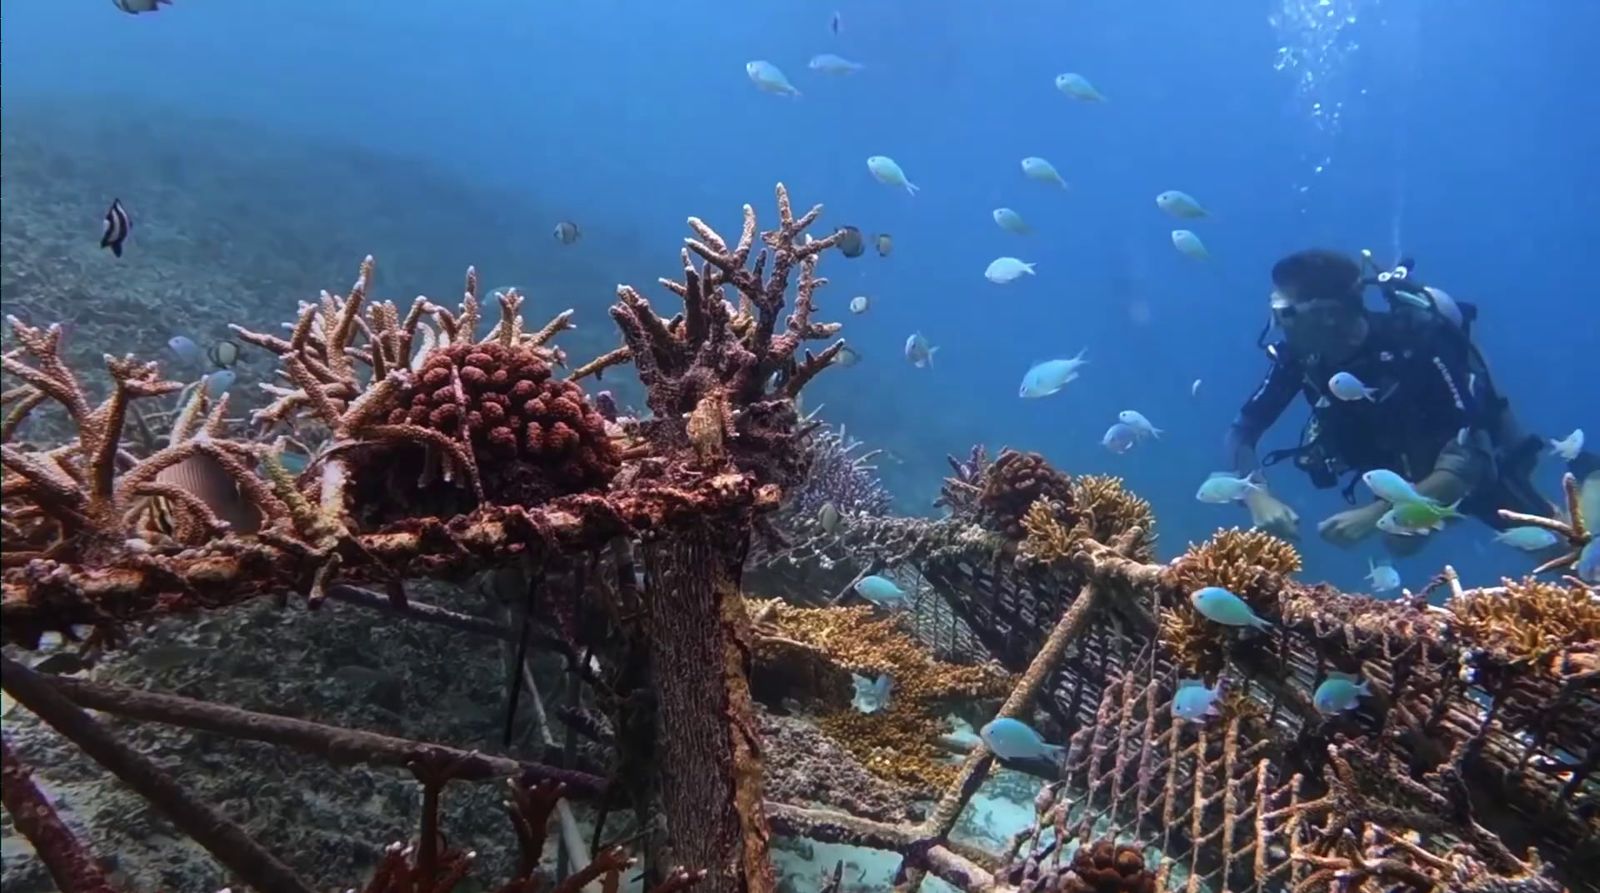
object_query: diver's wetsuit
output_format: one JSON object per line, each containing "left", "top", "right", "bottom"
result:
{"left": 1224, "top": 309, "right": 1584, "bottom": 528}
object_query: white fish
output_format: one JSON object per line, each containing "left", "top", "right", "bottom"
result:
{"left": 867, "top": 155, "right": 919, "bottom": 194}
{"left": 809, "top": 53, "right": 864, "bottom": 75}
{"left": 1117, "top": 410, "right": 1162, "bottom": 439}
{"left": 1156, "top": 190, "right": 1208, "bottom": 219}
{"left": 204, "top": 369, "right": 236, "bottom": 395}
{"left": 1328, "top": 371, "right": 1377, "bottom": 402}
{"left": 1365, "top": 558, "right": 1401, "bottom": 593}
{"left": 168, "top": 335, "right": 203, "bottom": 367}
{"left": 1054, "top": 72, "right": 1107, "bottom": 102}
{"left": 1191, "top": 378, "right": 1202, "bottom": 397}
{"left": 849, "top": 295, "right": 870, "bottom": 314}
{"left": 985, "top": 257, "right": 1037, "bottom": 284}
{"left": 904, "top": 332, "right": 938, "bottom": 368}
{"left": 114, "top": 0, "right": 171, "bottom": 13}
{"left": 1021, "top": 156, "right": 1068, "bottom": 189}
{"left": 1492, "top": 526, "right": 1560, "bottom": 552}
{"left": 1171, "top": 229, "right": 1209, "bottom": 260}
{"left": 1101, "top": 423, "right": 1138, "bottom": 454}
{"left": 746, "top": 61, "right": 801, "bottom": 97}
{"left": 992, "top": 207, "right": 1030, "bottom": 234}
{"left": 1550, "top": 429, "right": 1584, "bottom": 461}
{"left": 1018, "top": 349, "right": 1089, "bottom": 398}
{"left": 1195, "top": 472, "right": 1263, "bottom": 504}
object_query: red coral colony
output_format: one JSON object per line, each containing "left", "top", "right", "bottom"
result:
{"left": 2, "top": 184, "right": 1596, "bottom": 893}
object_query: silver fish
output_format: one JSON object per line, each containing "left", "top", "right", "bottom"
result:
{"left": 553, "top": 220, "right": 581, "bottom": 245}
{"left": 817, "top": 501, "right": 842, "bottom": 533}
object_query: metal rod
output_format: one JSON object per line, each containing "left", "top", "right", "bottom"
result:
{"left": 0, "top": 655, "right": 318, "bottom": 893}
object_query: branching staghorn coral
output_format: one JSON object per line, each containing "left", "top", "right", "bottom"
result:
{"left": 1446, "top": 577, "right": 1600, "bottom": 671}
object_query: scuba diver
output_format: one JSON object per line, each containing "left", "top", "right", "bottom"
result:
{"left": 1224, "top": 248, "right": 1597, "bottom": 553}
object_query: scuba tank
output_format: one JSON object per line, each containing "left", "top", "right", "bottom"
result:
{"left": 1358, "top": 250, "right": 1545, "bottom": 497}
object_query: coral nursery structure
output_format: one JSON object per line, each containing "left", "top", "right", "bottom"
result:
{"left": 3, "top": 184, "right": 1597, "bottom": 893}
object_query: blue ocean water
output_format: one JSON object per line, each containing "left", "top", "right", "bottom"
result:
{"left": 5, "top": 0, "right": 1596, "bottom": 592}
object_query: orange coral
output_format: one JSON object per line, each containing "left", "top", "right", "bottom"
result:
{"left": 755, "top": 601, "right": 1010, "bottom": 792}
{"left": 1069, "top": 475, "right": 1157, "bottom": 561}
{"left": 1166, "top": 527, "right": 1300, "bottom": 609}
{"left": 1448, "top": 577, "right": 1600, "bottom": 668}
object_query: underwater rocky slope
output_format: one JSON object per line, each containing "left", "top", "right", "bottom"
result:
{"left": 1, "top": 176, "right": 1595, "bottom": 893}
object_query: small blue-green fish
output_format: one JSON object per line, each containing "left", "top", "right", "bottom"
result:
{"left": 903, "top": 332, "right": 938, "bottom": 368}
{"left": 809, "top": 53, "right": 864, "bottom": 75}
{"left": 204, "top": 369, "right": 236, "bottom": 395}
{"left": 115, "top": 0, "right": 170, "bottom": 12}
{"left": 1171, "top": 678, "right": 1223, "bottom": 722}
{"left": 1577, "top": 538, "right": 1599, "bottom": 584}
{"left": 1361, "top": 469, "right": 1436, "bottom": 507}
{"left": 1365, "top": 558, "right": 1400, "bottom": 593}
{"left": 1019, "top": 349, "right": 1089, "bottom": 398}
{"left": 848, "top": 295, "right": 870, "bottom": 314}
{"left": 1377, "top": 499, "right": 1462, "bottom": 536}
{"left": 1020, "top": 156, "right": 1067, "bottom": 189}
{"left": 1102, "top": 423, "right": 1138, "bottom": 455}
{"left": 1189, "top": 586, "right": 1272, "bottom": 630}
{"left": 851, "top": 673, "right": 893, "bottom": 714}
{"left": 979, "top": 717, "right": 1064, "bottom": 762}
{"left": 867, "top": 155, "right": 919, "bottom": 194}
{"left": 553, "top": 220, "right": 581, "bottom": 245}
{"left": 992, "top": 207, "right": 1031, "bottom": 234}
{"left": 1328, "top": 371, "right": 1377, "bottom": 402}
{"left": 1313, "top": 672, "right": 1371, "bottom": 715}
{"left": 746, "top": 61, "right": 802, "bottom": 97}
{"left": 1117, "top": 410, "right": 1162, "bottom": 439}
{"left": 855, "top": 574, "right": 910, "bottom": 608}
{"left": 985, "top": 256, "right": 1037, "bottom": 284}
{"left": 1191, "top": 378, "right": 1202, "bottom": 397}
{"left": 1492, "top": 526, "right": 1559, "bottom": 552}
{"left": 1550, "top": 428, "right": 1584, "bottom": 461}
{"left": 1171, "top": 229, "right": 1209, "bottom": 261}
{"left": 1155, "top": 190, "right": 1208, "bottom": 219}
{"left": 1054, "top": 72, "right": 1107, "bottom": 102}
{"left": 168, "top": 335, "right": 202, "bottom": 367}
{"left": 1195, "top": 472, "right": 1262, "bottom": 504}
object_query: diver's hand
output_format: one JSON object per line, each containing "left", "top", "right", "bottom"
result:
{"left": 1317, "top": 503, "right": 1386, "bottom": 548}
{"left": 1245, "top": 490, "right": 1300, "bottom": 541}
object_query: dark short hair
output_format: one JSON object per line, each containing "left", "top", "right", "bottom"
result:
{"left": 1271, "top": 249, "right": 1363, "bottom": 305}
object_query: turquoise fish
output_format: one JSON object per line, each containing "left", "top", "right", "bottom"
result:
{"left": 854, "top": 574, "right": 909, "bottom": 608}
{"left": 1171, "top": 679, "right": 1223, "bottom": 722}
{"left": 851, "top": 673, "right": 893, "bottom": 714}
{"left": 1313, "top": 672, "right": 1371, "bottom": 715}
{"left": 979, "top": 717, "right": 1063, "bottom": 762}
{"left": 1189, "top": 586, "right": 1272, "bottom": 630}
{"left": 1361, "top": 469, "right": 1437, "bottom": 507}
{"left": 1492, "top": 526, "right": 1559, "bottom": 552}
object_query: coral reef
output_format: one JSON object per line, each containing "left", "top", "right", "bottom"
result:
{"left": 977, "top": 449, "right": 1074, "bottom": 540}
{"left": 1447, "top": 577, "right": 1600, "bottom": 670}
{"left": 755, "top": 709, "right": 922, "bottom": 823}
{"left": 1020, "top": 476, "right": 1156, "bottom": 566}
{"left": 934, "top": 444, "right": 989, "bottom": 518}
{"left": 785, "top": 422, "right": 892, "bottom": 520}
{"left": 357, "top": 336, "right": 621, "bottom": 519}
{"left": 751, "top": 601, "right": 1010, "bottom": 793}
{"left": 1003, "top": 838, "right": 1160, "bottom": 893}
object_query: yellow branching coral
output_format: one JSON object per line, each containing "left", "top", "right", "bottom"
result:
{"left": 753, "top": 601, "right": 1011, "bottom": 792}
{"left": 1019, "top": 497, "right": 1075, "bottom": 564}
{"left": 1447, "top": 577, "right": 1600, "bottom": 668}
{"left": 1019, "top": 476, "right": 1157, "bottom": 565}
{"left": 1069, "top": 475, "right": 1157, "bottom": 561}
{"left": 1166, "top": 527, "right": 1301, "bottom": 608}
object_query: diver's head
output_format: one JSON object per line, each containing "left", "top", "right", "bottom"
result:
{"left": 1269, "top": 249, "right": 1368, "bottom": 359}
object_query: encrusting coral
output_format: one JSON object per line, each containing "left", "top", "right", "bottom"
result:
{"left": 750, "top": 600, "right": 1010, "bottom": 793}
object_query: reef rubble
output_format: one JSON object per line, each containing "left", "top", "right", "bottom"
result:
{"left": 2, "top": 184, "right": 1596, "bottom": 893}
